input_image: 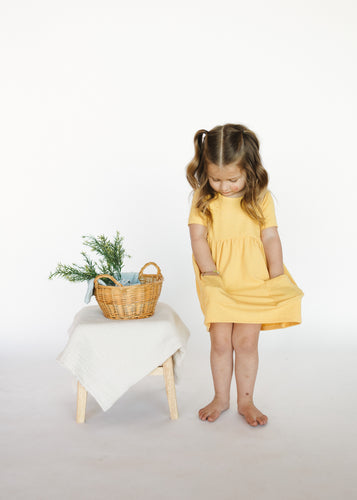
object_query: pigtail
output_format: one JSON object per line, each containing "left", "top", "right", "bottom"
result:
{"left": 186, "top": 129, "right": 208, "bottom": 189}
{"left": 186, "top": 128, "right": 216, "bottom": 227}
{"left": 238, "top": 131, "right": 269, "bottom": 226}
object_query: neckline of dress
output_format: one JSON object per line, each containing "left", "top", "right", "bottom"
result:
{"left": 218, "top": 193, "right": 244, "bottom": 200}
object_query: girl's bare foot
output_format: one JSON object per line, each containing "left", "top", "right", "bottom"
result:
{"left": 238, "top": 402, "right": 268, "bottom": 426}
{"left": 198, "top": 397, "right": 230, "bottom": 422}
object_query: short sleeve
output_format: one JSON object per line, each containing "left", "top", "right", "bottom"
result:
{"left": 260, "top": 190, "right": 278, "bottom": 229}
{"left": 188, "top": 190, "right": 208, "bottom": 226}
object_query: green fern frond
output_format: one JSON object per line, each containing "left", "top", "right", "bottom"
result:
{"left": 49, "top": 231, "right": 131, "bottom": 284}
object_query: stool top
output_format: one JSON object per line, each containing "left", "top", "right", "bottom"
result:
{"left": 72, "top": 302, "right": 184, "bottom": 328}
{"left": 57, "top": 302, "right": 190, "bottom": 411}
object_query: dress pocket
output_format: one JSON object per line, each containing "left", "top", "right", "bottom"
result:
{"left": 265, "top": 273, "right": 296, "bottom": 293}
{"left": 265, "top": 272, "right": 303, "bottom": 302}
{"left": 265, "top": 273, "right": 292, "bottom": 288}
{"left": 200, "top": 274, "right": 224, "bottom": 288}
{"left": 266, "top": 274, "right": 288, "bottom": 283}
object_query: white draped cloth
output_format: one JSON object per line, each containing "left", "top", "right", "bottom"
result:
{"left": 57, "top": 302, "right": 190, "bottom": 411}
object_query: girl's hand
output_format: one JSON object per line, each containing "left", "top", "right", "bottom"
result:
{"left": 261, "top": 227, "right": 284, "bottom": 277}
{"left": 189, "top": 224, "right": 217, "bottom": 275}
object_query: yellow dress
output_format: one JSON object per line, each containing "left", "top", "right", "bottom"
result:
{"left": 188, "top": 190, "right": 304, "bottom": 332}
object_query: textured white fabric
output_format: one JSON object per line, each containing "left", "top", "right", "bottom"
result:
{"left": 57, "top": 302, "right": 190, "bottom": 411}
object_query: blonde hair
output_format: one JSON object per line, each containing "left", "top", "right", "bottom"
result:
{"left": 186, "top": 123, "right": 269, "bottom": 227}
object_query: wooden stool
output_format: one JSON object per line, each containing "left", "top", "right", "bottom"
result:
{"left": 76, "top": 354, "right": 178, "bottom": 423}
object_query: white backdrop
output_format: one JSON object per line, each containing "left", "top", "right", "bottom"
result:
{"left": 1, "top": 0, "right": 356, "bottom": 355}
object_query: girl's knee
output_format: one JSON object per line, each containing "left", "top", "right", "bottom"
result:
{"left": 233, "top": 338, "right": 258, "bottom": 353}
{"left": 210, "top": 323, "right": 233, "bottom": 354}
{"left": 232, "top": 324, "right": 261, "bottom": 352}
{"left": 212, "top": 339, "right": 232, "bottom": 356}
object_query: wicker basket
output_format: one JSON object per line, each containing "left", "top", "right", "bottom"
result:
{"left": 93, "top": 262, "right": 164, "bottom": 320}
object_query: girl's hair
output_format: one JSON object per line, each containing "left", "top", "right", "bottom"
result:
{"left": 186, "top": 123, "right": 269, "bottom": 227}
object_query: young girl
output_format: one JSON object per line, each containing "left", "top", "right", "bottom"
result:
{"left": 186, "top": 123, "right": 304, "bottom": 427}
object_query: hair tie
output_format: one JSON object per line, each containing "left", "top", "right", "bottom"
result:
{"left": 200, "top": 130, "right": 207, "bottom": 149}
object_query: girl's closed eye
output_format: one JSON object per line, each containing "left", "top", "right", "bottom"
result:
{"left": 211, "top": 178, "right": 240, "bottom": 182}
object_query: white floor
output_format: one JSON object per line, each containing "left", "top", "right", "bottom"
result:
{"left": 2, "top": 329, "right": 357, "bottom": 500}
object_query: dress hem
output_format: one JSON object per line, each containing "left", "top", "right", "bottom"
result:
{"left": 204, "top": 319, "right": 302, "bottom": 332}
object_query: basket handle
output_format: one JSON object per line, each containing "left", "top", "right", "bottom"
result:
{"left": 94, "top": 274, "right": 123, "bottom": 287}
{"left": 139, "top": 262, "right": 162, "bottom": 278}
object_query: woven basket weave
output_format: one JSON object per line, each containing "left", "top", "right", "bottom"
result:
{"left": 93, "top": 262, "right": 163, "bottom": 319}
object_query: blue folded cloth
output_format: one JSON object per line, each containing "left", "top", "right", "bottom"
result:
{"left": 84, "top": 272, "right": 141, "bottom": 304}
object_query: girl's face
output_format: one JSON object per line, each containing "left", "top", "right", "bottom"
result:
{"left": 207, "top": 162, "right": 246, "bottom": 198}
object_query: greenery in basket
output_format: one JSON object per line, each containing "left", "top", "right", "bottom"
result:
{"left": 48, "top": 231, "right": 131, "bottom": 286}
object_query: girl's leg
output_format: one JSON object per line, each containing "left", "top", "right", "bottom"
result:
{"left": 232, "top": 323, "right": 268, "bottom": 426}
{"left": 199, "top": 322, "right": 233, "bottom": 422}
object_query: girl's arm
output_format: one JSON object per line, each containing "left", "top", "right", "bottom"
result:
{"left": 261, "top": 227, "right": 284, "bottom": 278}
{"left": 189, "top": 224, "right": 217, "bottom": 275}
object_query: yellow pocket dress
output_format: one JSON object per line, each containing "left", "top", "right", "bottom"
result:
{"left": 188, "top": 190, "right": 304, "bottom": 332}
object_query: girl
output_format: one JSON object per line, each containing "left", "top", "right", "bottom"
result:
{"left": 186, "top": 123, "right": 304, "bottom": 427}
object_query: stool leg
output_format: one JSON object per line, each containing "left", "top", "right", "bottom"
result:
{"left": 163, "top": 356, "right": 178, "bottom": 420}
{"left": 76, "top": 381, "right": 87, "bottom": 423}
